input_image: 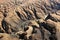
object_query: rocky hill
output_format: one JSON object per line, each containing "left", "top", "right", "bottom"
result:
{"left": 0, "top": 0, "right": 60, "bottom": 40}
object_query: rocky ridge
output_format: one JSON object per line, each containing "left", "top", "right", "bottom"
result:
{"left": 0, "top": 0, "right": 60, "bottom": 40}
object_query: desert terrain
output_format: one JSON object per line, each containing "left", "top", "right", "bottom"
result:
{"left": 0, "top": 0, "right": 60, "bottom": 40}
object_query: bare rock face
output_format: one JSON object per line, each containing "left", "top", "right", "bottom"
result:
{"left": 0, "top": 33, "right": 19, "bottom": 40}
{"left": 0, "top": 0, "right": 60, "bottom": 40}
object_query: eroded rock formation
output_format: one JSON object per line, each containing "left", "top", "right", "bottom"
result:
{"left": 0, "top": 0, "right": 60, "bottom": 40}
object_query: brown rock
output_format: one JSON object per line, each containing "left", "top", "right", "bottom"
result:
{"left": 50, "top": 14, "right": 60, "bottom": 22}
{"left": 0, "top": 33, "right": 19, "bottom": 40}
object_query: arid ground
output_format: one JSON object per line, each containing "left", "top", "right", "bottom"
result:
{"left": 0, "top": 0, "right": 60, "bottom": 40}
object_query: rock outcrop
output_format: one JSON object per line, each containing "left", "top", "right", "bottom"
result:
{"left": 0, "top": 0, "right": 60, "bottom": 40}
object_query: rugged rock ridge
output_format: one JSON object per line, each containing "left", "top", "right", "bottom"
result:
{"left": 0, "top": 0, "right": 60, "bottom": 40}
